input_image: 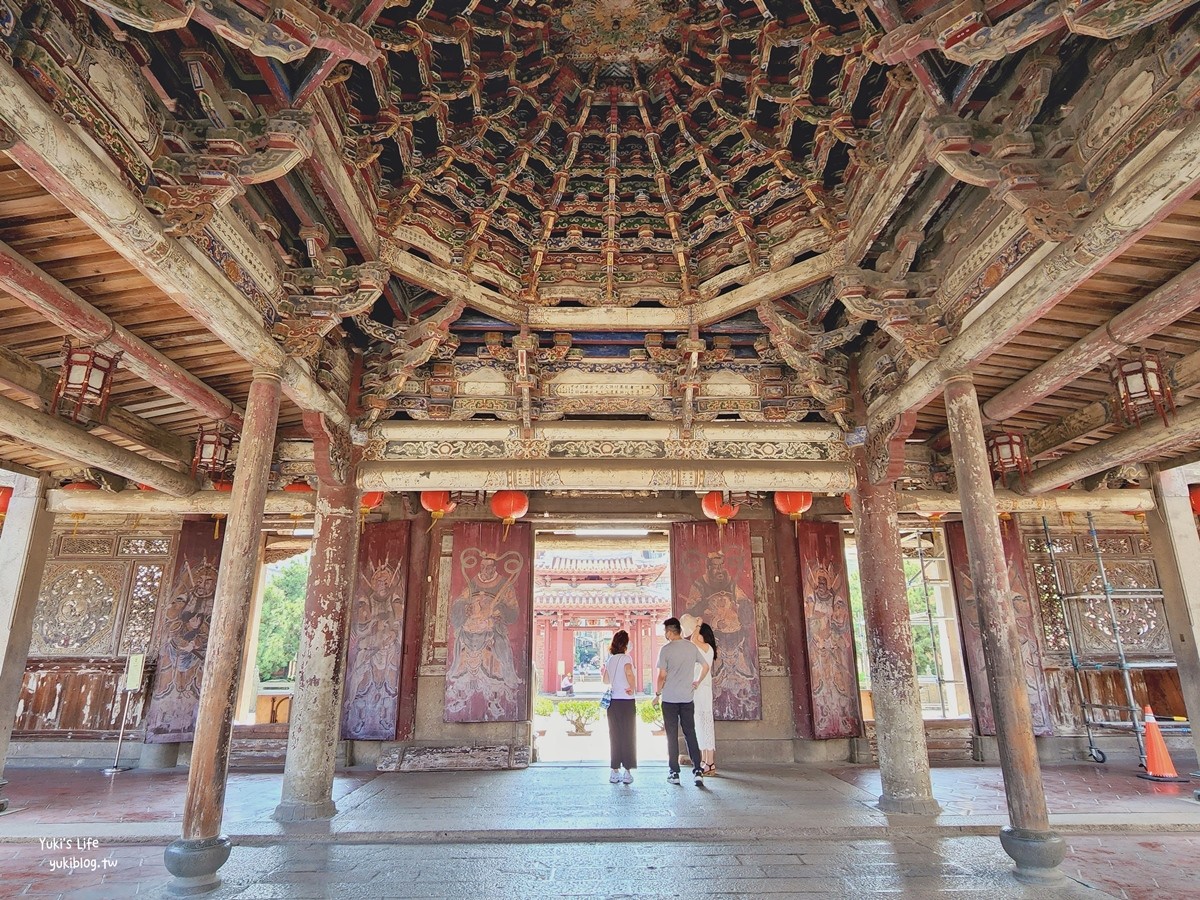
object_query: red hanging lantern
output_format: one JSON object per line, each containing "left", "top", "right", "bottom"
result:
{"left": 360, "top": 491, "right": 386, "bottom": 514}
{"left": 420, "top": 490, "right": 457, "bottom": 524}
{"left": 773, "top": 491, "right": 813, "bottom": 521}
{"left": 701, "top": 491, "right": 739, "bottom": 526}
{"left": 283, "top": 479, "right": 315, "bottom": 494}
{"left": 0, "top": 485, "right": 12, "bottom": 526}
{"left": 1110, "top": 352, "right": 1175, "bottom": 428}
{"left": 51, "top": 339, "right": 122, "bottom": 424}
{"left": 209, "top": 479, "right": 233, "bottom": 538}
{"left": 987, "top": 431, "right": 1032, "bottom": 482}
{"left": 843, "top": 493, "right": 854, "bottom": 513}
{"left": 1190, "top": 484, "right": 1200, "bottom": 517}
{"left": 62, "top": 480, "right": 100, "bottom": 491}
{"left": 490, "top": 490, "right": 529, "bottom": 525}
{"left": 192, "top": 425, "right": 233, "bottom": 478}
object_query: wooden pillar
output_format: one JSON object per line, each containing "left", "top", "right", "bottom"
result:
{"left": 1144, "top": 466, "right": 1200, "bottom": 765}
{"left": 0, "top": 471, "right": 53, "bottom": 787}
{"left": 943, "top": 374, "right": 1064, "bottom": 884}
{"left": 164, "top": 371, "right": 281, "bottom": 895}
{"left": 274, "top": 467, "right": 359, "bottom": 821}
{"left": 849, "top": 451, "right": 940, "bottom": 814}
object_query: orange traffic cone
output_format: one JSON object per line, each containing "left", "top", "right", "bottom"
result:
{"left": 1138, "top": 706, "right": 1189, "bottom": 782}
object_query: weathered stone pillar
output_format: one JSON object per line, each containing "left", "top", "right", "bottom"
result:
{"left": 943, "top": 373, "right": 1064, "bottom": 884}
{"left": 849, "top": 450, "right": 941, "bottom": 815}
{"left": 164, "top": 370, "right": 281, "bottom": 896}
{"left": 0, "top": 471, "right": 53, "bottom": 787}
{"left": 1144, "top": 465, "right": 1200, "bottom": 766}
{"left": 274, "top": 419, "right": 359, "bottom": 822}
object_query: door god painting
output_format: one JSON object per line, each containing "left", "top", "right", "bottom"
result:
{"left": 672, "top": 521, "right": 762, "bottom": 720}
{"left": 444, "top": 522, "right": 532, "bottom": 723}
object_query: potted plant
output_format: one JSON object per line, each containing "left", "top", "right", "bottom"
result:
{"left": 638, "top": 699, "right": 665, "bottom": 735}
{"left": 533, "top": 696, "right": 554, "bottom": 736}
{"left": 558, "top": 699, "right": 600, "bottom": 736}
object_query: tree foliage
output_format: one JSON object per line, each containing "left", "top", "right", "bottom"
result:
{"left": 255, "top": 555, "right": 309, "bottom": 682}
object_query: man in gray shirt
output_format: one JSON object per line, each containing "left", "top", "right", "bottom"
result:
{"left": 653, "top": 616, "right": 710, "bottom": 785}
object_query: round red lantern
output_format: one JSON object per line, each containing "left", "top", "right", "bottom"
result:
{"left": 773, "top": 491, "right": 813, "bottom": 521}
{"left": 283, "top": 479, "right": 315, "bottom": 494}
{"left": 211, "top": 479, "right": 234, "bottom": 492}
{"left": 1189, "top": 484, "right": 1200, "bottom": 517}
{"left": 490, "top": 490, "right": 529, "bottom": 526}
{"left": 62, "top": 480, "right": 100, "bottom": 491}
{"left": 0, "top": 485, "right": 12, "bottom": 525}
{"left": 701, "top": 491, "right": 739, "bottom": 526}
{"left": 360, "top": 491, "right": 386, "bottom": 514}
{"left": 843, "top": 493, "right": 854, "bottom": 513}
{"left": 420, "top": 490, "right": 457, "bottom": 523}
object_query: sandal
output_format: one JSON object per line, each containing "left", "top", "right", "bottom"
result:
{"left": 702, "top": 764, "right": 717, "bottom": 776}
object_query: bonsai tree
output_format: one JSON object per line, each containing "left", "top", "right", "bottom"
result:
{"left": 558, "top": 699, "right": 601, "bottom": 735}
{"left": 638, "top": 699, "right": 665, "bottom": 733}
{"left": 533, "top": 696, "right": 555, "bottom": 718}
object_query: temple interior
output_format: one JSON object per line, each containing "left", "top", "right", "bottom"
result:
{"left": 2, "top": 0, "right": 1200, "bottom": 893}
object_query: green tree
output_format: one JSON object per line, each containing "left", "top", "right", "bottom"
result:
{"left": 255, "top": 554, "right": 309, "bottom": 682}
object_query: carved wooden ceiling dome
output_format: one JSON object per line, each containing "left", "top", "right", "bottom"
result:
{"left": 370, "top": 0, "right": 885, "bottom": 309}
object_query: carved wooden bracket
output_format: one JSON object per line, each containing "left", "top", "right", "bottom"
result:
{"left": 833, "top": 267, "right": 950, "bottom": 361}
{"left": 145, "top": 110, "right": 313, "bottom": 237}
{"left": 755, "top": 304, "right": 855, "bottom": 428}
{"left": 78, "top": 0, "right": 379, "bottom": 65}
{"left": 303, "top": 411, "right": 356, "bottom": 487}
{"left": 273, "top": 262, "right": 390, "bottom": 358}
{"left": 878, "top": 0, "right": 1196, "bottom": 66}
{"left": 355, "top": 298, "right": 468, "bottom": 427}
{"left": 924, "top": 115, "right": 1092, "bottom": 241}
{"left": 865, "top": 410, "right": 918, "bottom": 486}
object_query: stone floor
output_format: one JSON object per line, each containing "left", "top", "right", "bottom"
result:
{"left": 0, "top": 758, "right": 1198, "bottom": 898}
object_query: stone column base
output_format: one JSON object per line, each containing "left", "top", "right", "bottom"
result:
{"left": 999, "top": 826, "right": 1066, "bottom": 884}
{"left": 164, "top": 836, "right": 232, "bottom": 896}
{"left": 139, "top": 741, "right": 179, "bottom": 769}
{"left": 878, "top": 793, "right": 942, "bottom": 815}
{"left": 273, "top": 798, "right": 337, "bottom": 822}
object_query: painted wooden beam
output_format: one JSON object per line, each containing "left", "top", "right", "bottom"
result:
{"left": 869, "top": 114, "right": 1200, "bottom": 431}
{"left": 0, "top": 58, "right": 348, "bottom": 429}
{"left": 0, "top": 392, "right": 196, "bottom": 495}
{"left": 895, "top": 489, "right": 1154, "bottom": 514}
{"left": 1028, "top": 347, "right": 1200, "bottom": 458}
{"left": 983, "top": 258, "right": 1200, "bottom": 423}
{"left": 0, "top": 343, "right": 192, "bottom": 465}
{"left": 0, "top": 239, "right": 244, "bottom": 429}
{"left": 46, "top": 488, "right": 314, "bottom": 515}
{"left": 1024, "top": 400, "right": 1200, "bottom": 494}
{"left": 358, "top": 459, "right": 854, "bottom": 492}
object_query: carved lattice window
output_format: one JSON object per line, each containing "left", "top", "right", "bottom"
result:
{"left": 1031, "top": 560, "right": 1069, "bottom": 653}
{"left": 118, "top": 537, "right": 172, "bottom": 557}
{"left": 58, "top": 536, "right": 115, "bottom": 556}
{"left": 31, "top": 563, "right": 122, "bottom": 655}
{"left": 119, "top": 563, "right": 164, "bottom": 655}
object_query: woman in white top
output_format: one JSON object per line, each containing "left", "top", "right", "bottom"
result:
{"left": 690, "top": 620, "right": 718, "bottom": 775}
{"left": 602, "top": 630, "right": 637, "bottom": 784}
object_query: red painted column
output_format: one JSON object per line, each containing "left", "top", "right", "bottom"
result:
{"left": 850, "top": 447, "right": 941, "bottom": 815}
{"left": 165, "top": 370, "right": 281, "bottom": 893}
{"left": 944, "top": 373, "right": 1064, "bottom": 883}
{"left": 274, "top": 471, "right": 359, "bottom": 821}
{"left": 555, "top": 613, "right": 566, "bottom": 685}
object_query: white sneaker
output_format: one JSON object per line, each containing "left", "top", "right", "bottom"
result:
{"left": 694, "top": 770, "right": 704, "bottom": 786}
{"left": 609, "top": 769, "right": 620, "bottom": 783}
{"left": 621, "top": 769, "right": 633, "bottom": 784}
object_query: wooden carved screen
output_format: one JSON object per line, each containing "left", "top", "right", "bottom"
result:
{"left": 443, "top": 522, "right": 533, "bottom": 723}
{"left": 944, "top": 520, "right": 1053, "bottom": 737}
{"left": 143, "top": 519, "right": 224, "bottom": 743}
{"left": 341, "top": 519, "right": 411, "bottom": 741}
{"left": 796, "top": 520, "right": 861, "bottom": 739}
{"left": 15, "top": 530, "right": 175, "bottom": 737}
{"left": 671, "top": 521, "right": 762, "bottom": 720}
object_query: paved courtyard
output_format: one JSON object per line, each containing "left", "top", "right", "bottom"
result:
{"left": 0, "top": 758, "right": 1198, "bottom": 898}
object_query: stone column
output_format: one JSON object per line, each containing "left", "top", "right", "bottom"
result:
{"left": 1144, "top": 465, "right": 1200, "bottom": 765}
{"left": 164, "top": 371, "right": 281, "bottom": 896}
{"left": 849, "top": 450, "right": 941, "bottom": 815}
{"left": 0, "top": 471, "right": 53, "bottom": 788}
{"left": 943, "top": 374, "right": 1064, "bottom": 884}
{"left": 274, "top": 473, "right": 359, "bottom": 822}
